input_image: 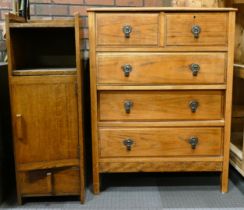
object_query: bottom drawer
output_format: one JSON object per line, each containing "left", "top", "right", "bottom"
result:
{"left": 99, "top": 127, "right": 223, "bottom": 157}
{"left": 19, "top": 167, "right": 80, "bottom": 196}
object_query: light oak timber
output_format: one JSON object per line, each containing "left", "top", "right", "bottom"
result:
{"left": 98, "top": 120, "right": 225, "bottom": 127}
{"left": 96, "top": 13, "right": 159, "bottom": 46}
{"left": 97, "top": 85, "right": 227, "bottom": 90}
{"left": 74, "top": 13, "right": 85, "bottom": 204}
{"left": 99, "top": 157, "right": 224, "bottom": 162}
{"left": 166, "top": 13, "right": 228, "bottom": 46}
{"left": 97, "top": 53, "right": 226, "bottom": 85}
{"left": 19, "top": 167, "right": 80, "bottom": 196}
{"left": 99, "top": 90, "right": 224, "bottom": 121}
{"left": 99, "top": 127, "right": 223, "bottom": 157}
{"left": 12, "top": 68, "right": 77, "bottom": 76}
{"left": 9, "top": 20, "right": 75, "bottom": 28}
{"left": 88, "top": 8, "right": 235, "bottom": 194}
{"left": 88, "top": 11, "right": 100, "bottom": 194}
{"left": 87, "top": 7, "right": 237, "bottom": 12}
{"left": 17, "top": 159, "right": 80, "bottom": 171}
{"left": 6, "top": 13, "right": 85, "bottom": 204}
{"left": 221, "top": 11, "right": 236, "bottom": 193}
{"left": 99, "top": 162, "right": 223, "bottom": 173}
{"left": 96, "top": 46, "right": 229, "bottom": 51}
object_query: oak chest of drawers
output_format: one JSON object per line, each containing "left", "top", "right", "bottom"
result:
{"left": 88, "top": 7, "right": 236, "bottom": 194}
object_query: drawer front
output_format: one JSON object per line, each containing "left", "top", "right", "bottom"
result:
{"left": 19, "top": 167, "right": 80, "bottom": 196}
{"left": 165, "top": 13, "right": 228, "bottom": 46}
{"left": 99, "top": 91, "right": 224, "bottom": 121}
{"left": 96, "top": 13, "right": 159, "bottom": 46}
{"left": 99, "top": 127, "right": 223, "bottom": 157}
{"left": 97, "top": 53, "right": 226, "bottom": 84}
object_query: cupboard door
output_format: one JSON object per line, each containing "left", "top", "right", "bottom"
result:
{"left": 11, "top": 76, "right": 79, "bottom": 164}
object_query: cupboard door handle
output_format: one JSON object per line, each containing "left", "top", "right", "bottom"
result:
{"left": 189, "top": 136, "right": 199, "bottom": 149}
{"left": 189, "top": 100, "right": 199, "bottom": 113}
{"left": 16, "top": 114, "right": 23, "bottom": 139}
{"left": 122, "top": 64, "right": 132, "bottom": 77}
{"left": 124, "top": 100, "right": 133, "bottom": 113}
{"left": 191, "top": 25, "right": 201, "bottom": 39}
{"left": 189, "top": 63, "right": 200, "bottom": 76}
{"left": 123, "top": 138, "right": 134, "bottom": 151}
{"left": 123, "top": 25, "right": 132, "bottom": 38}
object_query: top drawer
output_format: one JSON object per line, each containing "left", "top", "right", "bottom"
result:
{"left": 96, "top": 13, "right": 159, "bottom": 46}
{"left": 165, "top": 13, "right": 228, "bottom": 46}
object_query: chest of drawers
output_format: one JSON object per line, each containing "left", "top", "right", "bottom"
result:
{"left": 88, "top": 7, "right": 236, "bottom": 194}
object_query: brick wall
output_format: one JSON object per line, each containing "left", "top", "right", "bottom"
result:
{"left": 0, "top": 0, "right": 172, "bottom": 62}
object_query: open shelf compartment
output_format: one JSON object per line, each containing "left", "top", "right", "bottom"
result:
{"left": 10, "top": 27, "right": 76, "bottom": 75}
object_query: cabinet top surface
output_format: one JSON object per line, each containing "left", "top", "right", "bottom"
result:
{"left": 87, "top": 7, "right": 237, "bottom": 12}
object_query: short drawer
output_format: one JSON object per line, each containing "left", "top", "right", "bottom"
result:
{"left": 19, "top": 167, "right": 80, "bottom": 196}
{"left": 99, "top": 127, "right": 223, "bottom": 157}
{"left": 165, "top": 13, "right": 228, "bottom": 46}
{"left": 97, "top": 53, "right": 226, "bottom": 84}
{"left": 96, "top": 13, "right": 159, "bottom": 46}
{"left": 99, "top": 91, "right": 224, "bottom": 121}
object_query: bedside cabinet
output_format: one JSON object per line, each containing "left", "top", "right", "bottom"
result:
{"left": 88, "top": 7, "right": 236, "bottom": 194}
{"left": 5, "top": 14, "right": 85, "bottom": 204}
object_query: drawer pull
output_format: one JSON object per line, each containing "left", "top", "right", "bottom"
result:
{"left": 122, "top": 64, "right": 133, "bottom": 77}
{"left": 189, "top": 100, "right": 199, "bottom": 113}
{"left": 124, "top": 100, "right": 133, "bottom": 113}
{"left": 189, "top": 136, "right": 199, "bottom": 149}
{"left": 123, "top": 138, "right": 134, "bottom": 151}
{"left": 123, "top": 25, "right": 132, "bottom": 38}
{"left": 189, "top": 63, "right": 200, "bottom": 76}
{"left": 191, "top": 25, "right": 201, "bottom": 39}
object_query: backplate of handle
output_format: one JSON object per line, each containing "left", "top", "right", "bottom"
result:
{"left": 123, "top": 25, "right": 132, "bottom": 38}
{"left": 189, "top": 136, "right": 199, "bottom": 149}
{"left": 16, "top": 114, "right": 23, "bottom": 139}
{"left": 123, "top": 138, "right": 134, "bottom": 151}
{"left": 191, "top": 25, "right": 201, "bottom": 39}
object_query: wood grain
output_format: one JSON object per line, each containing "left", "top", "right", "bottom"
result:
{"left": 166, "top": 13, "right": 228, "bottom": 46}
{"left": 97, "top": 53, "right": 226, "bottom": 84}
{"left": 99, "top": 127, "right": 223, "bottom": 157}
{"left": 100, "top": 161, "right": 223, "bottom": 173}
{"left": 96, "top": 13, "right": 159, "bottom": 46}
{"left": 99, "top": 90, "right": 224, "bottom": 121}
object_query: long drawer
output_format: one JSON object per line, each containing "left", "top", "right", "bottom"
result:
{"left": 99, "top": 90, "right": 224, "bottom": 121}
{"left": 99, "top": 127, "right": 223, "bottom": 157}
{"left": 97, "top": 53, "right": 226, "bottom": 84}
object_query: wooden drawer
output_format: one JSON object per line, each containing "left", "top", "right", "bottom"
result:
{"left": 97, "top": 53, "right": 226, "bottom": 84}
{"left": 96, "top": 13, "right": 159, "bottom": 46}
{"left": 99, "top": 90, "right": 224, "bottom": 121}
{"left": 19, "top": 167, "right": 80, "bottom": 196}
{"left": 99, "top": 127, "right": 223, "bottom": 157}
{"left": 165, "top": 13, "right": 228, "bottom": 46}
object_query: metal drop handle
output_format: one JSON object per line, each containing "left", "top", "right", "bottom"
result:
{"left": 189, "top": 100, "right": 199, "bottom": 113}
{"left": 124, "top": 100, "right": 133, "bottom": 113}
{"left": 123, "top": 25, "right": 132, "bottom": 38}
{"left": 123, "top": 138, "right": 134, "bottom": 151}
{"left": 122, "top": 64, "right": 132, "bottom": 77}
{"left": 189, "top": 63, "right": 200, "bottom": 76}
{"left": 191, "top": 25, "right": 201, "bottom": 39}
{"left": 189, "top": 136, "right": 199, "bottom": 149}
